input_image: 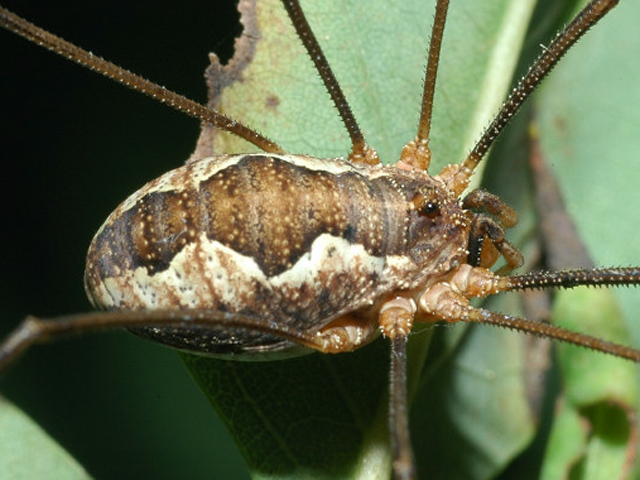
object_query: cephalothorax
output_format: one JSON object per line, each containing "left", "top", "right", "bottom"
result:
{"left": 1, "top": 0, "right": 640, "bottom": 479}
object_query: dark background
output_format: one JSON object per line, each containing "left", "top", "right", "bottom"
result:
{"left": 0, "top": 1, "right": 250, "bottom": 478}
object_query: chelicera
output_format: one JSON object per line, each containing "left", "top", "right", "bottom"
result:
{"left": 1, "top": 0, "right": 639, "bottom": 478}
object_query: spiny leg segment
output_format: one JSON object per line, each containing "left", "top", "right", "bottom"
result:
{"left": 280, "top": 0, "right": 379, "bottom": 165}
{"left": 0, "top": 309, "right": 342, "bottom": 375}
{"left": 420, "top": 265, "right": 640, "bottom": 363}
{"left": 379, "top": 299, "right": 418, "bottom": 480}
{"left": 400, "top": 0, "right": 450, "bottom": 172}
{"left": 450, "top": 0, "right": 619, "bottom": 195}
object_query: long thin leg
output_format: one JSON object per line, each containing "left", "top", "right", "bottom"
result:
{"left": 0, "top": 309, "right": 336, "bottom": 375}
{"left": 466, "top": 307, "right": 640, "bottom": 363}
{"left": 505, "top": 267, "right": 640, "bottom": 291}
{"left": 389, "top": 334, "right": 416, "bottom": 480}
{"left": 422, "top": 265, "right": 640, "bottom": 361}
{"left": 451, "top": 0, "right": 620, "bottom": 194}
{"left": 379, "top": 299, "right": 418, "bottom": 480}
{"left": 400, "top": 0, "right": 450, "bottom": 171}
{"left": 0, "top": 6, "right": 284, "bottom": 154}
{"left": 280, "top": 0, "right": 378, "bottom": 164}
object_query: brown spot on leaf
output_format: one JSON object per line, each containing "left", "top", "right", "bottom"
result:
{"left": 266, "top": 95, "right": 280, "bottom": 109}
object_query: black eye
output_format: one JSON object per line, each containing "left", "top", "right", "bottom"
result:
{"left": 421, "top": 201, "right": 439, "bottom": 217}
{"left": 411, "top": 190, "right": 441, "bottom": 218}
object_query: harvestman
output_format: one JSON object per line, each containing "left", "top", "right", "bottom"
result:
{"left": 1, "top": 0, "right": 640, "bottom": 479}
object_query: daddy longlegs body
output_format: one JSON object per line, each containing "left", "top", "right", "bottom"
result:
{"left": 1, "top": 0, "right": 640, "bottom": 480}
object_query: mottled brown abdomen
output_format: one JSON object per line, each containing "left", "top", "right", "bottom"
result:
{"left": 84, "top": 154, "right": 463, "bottom": 354}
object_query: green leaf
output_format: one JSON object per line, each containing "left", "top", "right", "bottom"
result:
{"left": 211, "top": 0, "right": 537, "bottom": 174}
{"left": 534, "top": 1, "right": 640, "bottom": 478}
{"left": 183, "top": 341, "right": 392, "bottom": 479}
{"left": 541, "top": 289, "right": 639, "bottom": 480}
{"left": 0, "top": 397, "right": 91, "bottom": 480}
